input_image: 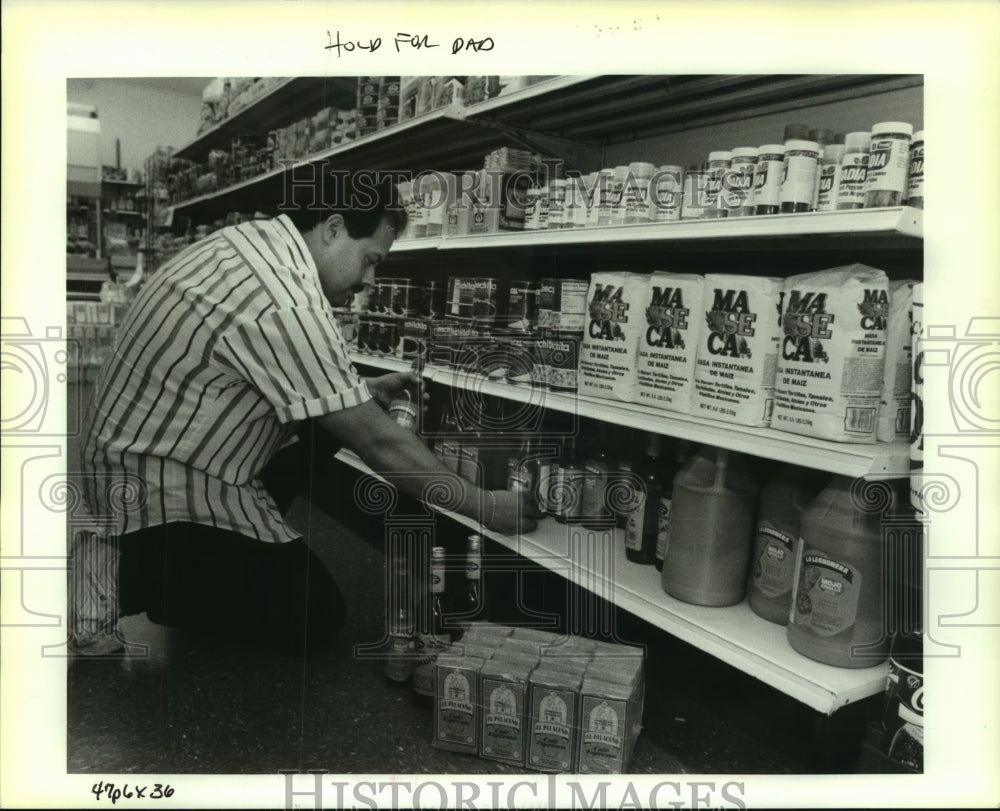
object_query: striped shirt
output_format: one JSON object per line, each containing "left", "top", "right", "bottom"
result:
{"left": 81, "top": 214, "right": 371, "bottom": 543}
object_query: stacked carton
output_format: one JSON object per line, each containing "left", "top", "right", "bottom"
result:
{"left": 432, "top": 623, "right": 645, "bottom": 773}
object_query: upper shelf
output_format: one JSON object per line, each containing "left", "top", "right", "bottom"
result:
{"left": 349, "top": 352, "right": 910, "bottom": 479}
{"left": 166, "top": 73, "right": 923, "bottom": 224}
{"left": 391, "top": 207, "right": 923, "bottom": 254}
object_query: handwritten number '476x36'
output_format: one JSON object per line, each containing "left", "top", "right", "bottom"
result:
{"left": 92, "top": 782, "right": 175, "bottom": 803}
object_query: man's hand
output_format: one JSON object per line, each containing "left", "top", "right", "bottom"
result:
{"left": 365, "top": 371, "right": 429, "bottom": 411}
{"left": 486, "top": 489, "right": 545, "bottom": 535}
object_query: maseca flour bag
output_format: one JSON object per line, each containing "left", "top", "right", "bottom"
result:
{"left": 772, "top": 263, "right": 889, "bottom": 444}
{"left": 877, "top": 279, "right": 918, "bottom": 442}
{"left": 636, "top": 272, "right": 705, "bottom": 414}
{"left": 578, "top": 272, "right": 647, "bottom": 402}
{"left": 692, "top": 274, "right": 783, "bottom": 427}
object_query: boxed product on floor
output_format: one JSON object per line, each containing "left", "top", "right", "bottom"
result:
{"left": 433, "top": 654, "right": 487, "bottom": 754}
{"left": 636, "top": 272, "right": 706, "bottom": 414}
{"left": 527, "top": 665, "right": 584, "bottom": 772}
{"left": 692, "top": 274, "right": 783, "bottom": 427}
{"left": 577, "top": 655, "right": 645, "bottom": 774}
{"left": 479, "top": 657, "right": 535, "bottom": 767}
{"left": 578, "top": 272, "right": 648, "bottom": 402}
{"left": 772, "top": 263, "right": 889, "bottom": 443}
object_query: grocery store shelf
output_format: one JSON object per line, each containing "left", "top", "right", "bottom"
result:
{"left": 439, "top": 207, "right": 923, "bottom": 249}
{"left": 173, "top": 77, "right": 356, "bottom": 161}
{"left": 333, "top": 447, "right": 889, "bottom": 714}
{"left": 349, "top": 352, "right": 910, "bottom": 478}
{"left": 102, "top": 177, "right": 144, "bottom": 187}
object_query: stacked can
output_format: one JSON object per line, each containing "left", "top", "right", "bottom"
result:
{"left": 537, "top": 278, "right": 588, "bottom": 391}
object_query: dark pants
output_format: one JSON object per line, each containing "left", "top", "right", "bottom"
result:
{"left": 118, "top": 425, "right": 346, "bottom": 655}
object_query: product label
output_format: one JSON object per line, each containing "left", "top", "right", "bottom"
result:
{"left": 644, "top": 286, "right": 690, "bottom": 350}
{"left": 529, "top": 688, "right": 577, "bottom": 770}
{"left": 482, "top": 680, "right": 525, "bottom": 762}
{"left": 753, "top": 158, "right": 784, "bottom": 208}
{"left": 815, "top": 164, "right": 842, "bottom": 212}
{"left": 906, "top": 144, "right": 924, "bottom": 200}
{"left": 752, "top": 522, "right": 797, "bottom": 598}
{"left": 779, "top": 152, "right": 819, "bottom": 206}
{"left": 624, "top": 491, "right": 647, "bottom": 550}
{"left": 791, "top": 549, "right": 862, "bottom": 636}
{"left": 656, "top": 496, "right": 672, "bottom": 560}
{"left": 866, "top": 137, "right": 911, "bottom": 193}
{"left": 578, "top": 697, "right": 626, "bottom": 773}
{"left": 437, "top": 669, "right": 476, "bottom": 746}
{"left": 651, "top": 170, "right": 683, "bottom": 221}
{"left": 836, "top": 154, "right": 869, "bottom": 208}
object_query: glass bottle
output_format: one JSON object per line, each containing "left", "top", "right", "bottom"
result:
{"left": 411, "top": 547, "right": 451, "bottom": 703}
{"left": 625, "top": 433, "right": 665, "bottom": 565}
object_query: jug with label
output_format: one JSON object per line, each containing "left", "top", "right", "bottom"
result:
{"left": 747, "top": 465, "right": 830, "bottom": 625}
{"left": 661, "top": 446, "right": 759, "bottom": 606}
{"left": 787, "top": 475, "right": 891, "bottom": 668}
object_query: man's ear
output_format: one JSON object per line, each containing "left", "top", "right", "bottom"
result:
{"left": 323, "top": 213, "right": 346, "bottom": 243}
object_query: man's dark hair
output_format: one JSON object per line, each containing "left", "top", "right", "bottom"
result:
{"left": 282, "top": 168, "right": 408, "bottom": 239}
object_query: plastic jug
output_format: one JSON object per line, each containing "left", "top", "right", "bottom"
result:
{"left": 747, "top": 465, "right": 830, "bottom": 625}
{"left": 661, "top": 446, "right": 759, "bottom": 606}
{"left": 787, "top": 475, "right": 890, "bottom": 668}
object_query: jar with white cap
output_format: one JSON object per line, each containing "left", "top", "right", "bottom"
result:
{"left": 836, "top": 132, "right": 871, "bottom": 210}
{"left": 547, "top": 179, "right": 566, "bottom": 229}
{"left": 815, "top": 143, "right": 847, "bottom": 212}
{"left": 592, "top": 168, "right": 614, "bottom": 227}
{"left": 726, "top": 147, "right": 759, "bottom": 217}
{"left": 906, "top": 131, "right": 924, "bottom": 209}
{"left": 625, "top": 161, "right": 656, "bottom": 224}
{"left": 779, "top": 140, "right": 820, "bottom": 214}
{"left": 753, "top": 145, "right": 786, "bottom": 215}
{"left": 864, "top": 121, "right": 914, "bottom": 208}
{"left": 649, "top": 165, "right": 684, "bottom": 223}
{"left": 703, "top": 151, "right": 733, "bottom": 219}
{"left": 574, "top": 172, "right": 598, "bottom": 228}
{"left": 608, "top": 165, "right": 630, "bottom": 227}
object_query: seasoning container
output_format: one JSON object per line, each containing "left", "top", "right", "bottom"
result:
{"left": 570, "top": 174, "right": 593, "bottom": 229}
{"left": 608, "top": 165, "right": 630, "bottom": 227}
{"left": 594, "top": 168, "right": 615, "bottom": 227}
{"left": 905, "top": 131, "right": 924, "bottom": 209}
{"left": 726, "top": 147, "right": 759, "bottom": 217}
{"left": 446, "top": 172, "right": 475, "bottom": 237}
{"left": 864, "top": 121, "right": 914, "bottom": 208}
{"left": 421, "top": 173, "right": 446, "bottom": 237}
{"left": 753, "top": 145, "right": 786, "bottom": 215}
{"left": 779, "top": 139, "right": 820, "bottom": 213}
{"left": 836, "top": 132, "right": 872, "bottom": 210}
{"left": 649, "top": 165, "right": 684, "bottom": 223}
{"left": 681, "top": 165, "right": 709, "bottom": 220}
{"left": 809, "top": 128, "right": 835, "bottom": 212}
{"left": 703, "top": 151, "right": 733, "bottom": 219}
{"left": 815, "top": 143, "right": 847, "bottom": 212}
{"left": 624, "top": 162, "right": 655, "bottom": 224}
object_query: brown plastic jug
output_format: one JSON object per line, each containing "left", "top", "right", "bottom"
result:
{"left": 661, "top": 446, "right": 759, "bottom": 606}
{"left": 747, "top": 466, "right": 830, "bottom": 625}
{"left": 787, "top": 475, "right": 891, "bottom": 668}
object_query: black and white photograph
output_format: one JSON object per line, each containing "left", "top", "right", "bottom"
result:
{"left": 2, "top": 2, "right": 998, "bottom": 808}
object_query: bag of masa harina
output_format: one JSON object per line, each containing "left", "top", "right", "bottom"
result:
{"left": 578, "top": 272, "right": 648, "bottom": 402}
{"left": 772, "top": 263, "right": 889, "bottom": 443}
{"left": 692, "top": 274, "right": 783, "bottom": 427}
{"left": 877, "top": 279, "right": 918, "bottom": 442}
{"left": 636, "top": 272, "right": 705, "bottom": 414}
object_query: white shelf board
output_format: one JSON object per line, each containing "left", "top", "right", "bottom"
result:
{"left": 333, "top": 447, "right": 889, "bottom": 714}
{"left": 348, "top": 353, "right": 909, "bottom": 478}
{"left": 439, "top": 207, "right": 923, "bottom": 250}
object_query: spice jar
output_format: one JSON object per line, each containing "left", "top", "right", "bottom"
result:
{"left": 703, "top": 151, "right": 733, "bottom": 219}
{"left": 836, "top": 132, "right": 871, "bottom": 210}
{"left": 727, "top": 147, "right": 759, "bottom": 217}
{"left": 864, "top": 121, "right": 913, "bottom": 208}
{"left": 779, "top": 140, "right": 820, "bottom": 213}
{"left": 753, "top": 145, "right": 786, "bottom": 216}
